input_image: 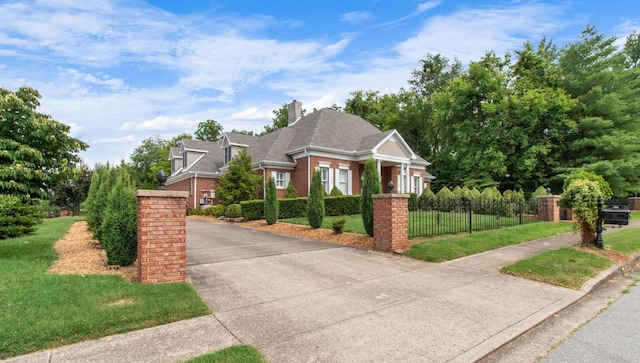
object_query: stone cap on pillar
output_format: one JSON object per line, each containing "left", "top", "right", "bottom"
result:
{"left": 372, "top": 193, "right": 411, "bottom": 199}
{"left": 135, "top": 190, "right": 189, "bottom": 198}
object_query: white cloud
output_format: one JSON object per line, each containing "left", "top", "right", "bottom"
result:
{"left": 378, "top": 0, "right": 443, "bottom": 27}
{"left": 119, "top": 115, "right": 196, "bottom": 131}
{"left": 342, "top": 11, "right": 374, "bottom": 25}
{"left": 92, "top": 135, "right": 136, "bottom": 144}
{"left": 232, "top": 107, "right": 272, "bottom": 120}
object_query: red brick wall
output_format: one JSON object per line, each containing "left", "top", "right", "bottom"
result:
{"left": 136, "top": 190, "right": 188, "bottom": 284}
{"left": 537, "top": 195, "right": 560, "bottom": 222}
{"left": 372, "top": 194, "right": 410, "bottom": 252}
{"left": 629, "top": 197, "right": 640, "bottom": 211}
{"left": 166, "top": 176, "right": 218, "bottom": 209}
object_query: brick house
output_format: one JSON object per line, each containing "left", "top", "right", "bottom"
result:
{"left": 166, "top": 100, "right": 435, "bottom": 209}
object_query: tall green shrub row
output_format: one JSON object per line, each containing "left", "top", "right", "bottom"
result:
{"left": 84, "top": 164, "right": 138, "bottom": 266}
{"left": 0, "top": 194, "right": 43, "bottom": 239}
{"left": 307, "top": 170, "right": 325, "bottom": 228}
{"left": 361, "top": 158, "right": 381, "bottom": 237}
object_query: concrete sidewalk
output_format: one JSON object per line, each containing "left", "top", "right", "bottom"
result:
{"left": 4, "top": 220, "right": 639, "bottom": 363}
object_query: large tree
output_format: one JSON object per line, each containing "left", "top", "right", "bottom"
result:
{"left": 129, "top": 133, "right": 191, "bottom": 188}
{"left": 262, "top": 103, "right": 306, "bottom": 135}
{"left": 50, "top": 163, "right": 93, "bottom": 215}
{"left": 194, "top": 119, "right": 223, "bottom": 141}
{"left": 0, "top": 87, "right": 88, "bottom": 202}
{"left": 215, "top": 148, "right": 262, "bottom": 205}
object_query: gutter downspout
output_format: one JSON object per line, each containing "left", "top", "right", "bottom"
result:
{"left": 194, "top": 173, "right": 198, "bottom": 209}
{"left": 305, "top": 148, "right": 310, "bottom": 195}
{"left": 259, "top": 163, "right": 266, "bottom": 197}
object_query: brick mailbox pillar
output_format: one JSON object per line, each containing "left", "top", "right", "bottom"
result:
{"left": 537, "top": 195, "right": 561, "bottom": 222}
{"left": 372, "top": 193, "right": 410, "bottom": 253}
{"left": 136, "top": 190, "right": 188, "bottom": 284}
{"left": 628, "top": 197, "right": 640, "bottom": 211}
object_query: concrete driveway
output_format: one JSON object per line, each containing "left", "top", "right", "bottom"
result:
{"left": 186, "top": 219, "right": 582, "bottom": 363}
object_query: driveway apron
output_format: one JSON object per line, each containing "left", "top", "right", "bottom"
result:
{"left": 186, "top": 219, "right": 582, "bottom": 363}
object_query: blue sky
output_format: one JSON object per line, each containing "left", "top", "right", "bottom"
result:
{"left": 1, "top": 0, "right": 638, "bottom": 166}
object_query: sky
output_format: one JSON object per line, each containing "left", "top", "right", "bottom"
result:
{"left": 1, "top": 0, "right": 639, "bottom": 166}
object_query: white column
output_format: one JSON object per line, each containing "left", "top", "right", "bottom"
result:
{"left": 376, "top": 159, "right": 381, "bottom": 178}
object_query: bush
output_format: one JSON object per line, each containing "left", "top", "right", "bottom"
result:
{"left": 562, "top": 170, "right": 613, "bottom": 200}
{"left": 225, "top": 204, "right": 242, "bottom": 218}
{"left": 240, "top": 200, "right": 264, "bottom": 220}
{"left": 329, "top": 186, "right": 343, "bottom": 196}
{"left": 361, "top": 158, "right": 381, "bottom": 236}
{"left": 285, "top": 181, "right": 299, "bottom": 198}
{"left": 211, "top": 204, "right": 226, "bottom": 216}
{"left": 558, "top": 179, "right": 603, "bottom": 246}
{"left": 531, "top": 186, "right": 549, "bottom": 199}
{"left": 0, "top": 195, "right": 43, "bottom": 239}
{"left": 40, "top": 199, "right": 61, "bottom": 218}
{"left": 189, "top": 207, "right": 204, "bottom": 215}
{"left": 325, "top": 195, "right": 361, "bottom": 216}
{"left": 408, "top": 193, "right": 418, "bottom": 211}
{"left": 332, "top": 217, "right": 346, "bottom": 234}
{"left": 279, "top": 198, "right": 307, "bottom": 218}
{"left": 100, "top": 169, "right": 137, "bottom": 266}
{"left": 418, "top": 188, "right": 436, "bottom": 209}
{"left": 307, "top": 170, "right": 325, "bottom": 228}
{"left": 264, "top": 177, "right": 279, "bottom": 225}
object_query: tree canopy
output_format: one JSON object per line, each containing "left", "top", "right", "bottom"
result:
{"left": 0, "top": 87, "right": 88, "bottom": 202}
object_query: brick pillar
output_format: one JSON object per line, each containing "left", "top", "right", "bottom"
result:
{"left": 136, "top": 190, "right": 188, "bottom": 284}
{"left": 628, "top": 197, "right": 640, "bottom": 211}
{"left": 372, "top": 193, "right": 409, "bottom": 252}
{"left": 537, "top": 195, "right": 560, "bottom": 222}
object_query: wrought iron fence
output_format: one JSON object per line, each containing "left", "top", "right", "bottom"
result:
{"left": 409, "top": 199, "right": 541, "bottom": 238}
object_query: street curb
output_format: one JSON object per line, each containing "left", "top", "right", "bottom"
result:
{"left": 580, "top": 251, "right": 640, "bottom": 293}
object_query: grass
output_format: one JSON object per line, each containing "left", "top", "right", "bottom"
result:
{"left": 0, "top": 217, "right": 211, "bottom": 359}
{"left": 631, "top": 210, "right": 640, "bottom": 220}
{"left": 501, "top": 248, "right": 613, "bottom": 289}
{"left": 604, "top": 228, "right": 640, "bottom": 255}
{"left": 405, "top": 222, "right": 573, "bottom": 262}
{"left": 281, "top": 214, "right": 366, "bottom": 234}
{"left": 184, "top": 345, "right": 267, "bottom": 363}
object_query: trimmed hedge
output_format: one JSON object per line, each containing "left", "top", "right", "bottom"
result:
{"left": 241, "top": 195, "right": 363, "bottom": 221}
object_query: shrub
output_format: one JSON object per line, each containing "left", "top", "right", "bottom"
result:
{"left": 562, "top": 170, "right": 613, "bottom": 200}
{"left": 285, "top": 181, "right": 299, "bottom": 198}
{"left": 225, "top": 204, "right": 242, "bottom": 218}
{"left": 531, "top": 186, "right": 549, "bottom": 199}
{"left": 436, "top": 187, "right": 455, "bottom": 212}
{"left": 264, "top": 177, "right": 279, "bottom": 225}
{"left": 215, "top": 149, "right": 262, "bottom": 206}
{"left": 279, "top": 198, "right": 307, "bottom": 218}
{"left": 307, "top": 170, "right": 325, "bottom": 228}
{"left": 419, "top": 188, "right": 436, "bottom": 209}
{"left": 361, "top": 158, "right": 381, "bottom": 236}
{"left": 189, "top": 207, "right": 204, "bottom": 215}
{"left": 329, "top": 186, "right": 343, "bottom": 196}
{"left": 0, "top": 195, "right": 43, "bottom": 239}
{"left": 332, "top": 217, "right": 346, "bottom": 234}
{"left": 40, "top": 199, "right": 61, "bottom": 218}
{"left": 558, "top": 179, "right": 603, "bottom": 246}
{"left": 211, "top": 204, "right": 226, "bottom": 216}
{"left": 240, "top": 200, "right": 264, "bottom": 220}
{"left": 100, "top": 169, "right": 137, "bottom": 266}
{"left": 325, "top": 195, "right": 361, "bottom": 216}
{"left": 408, "top": 193, "right": 418, "bottom": 211}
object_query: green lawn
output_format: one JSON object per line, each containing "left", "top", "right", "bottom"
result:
{"left": 184, "top": 345, "right": 267, "bottom": 363}
{"left": 405, "top": 222, "right": 574, "bottom": 262}
{"left": 501, "top": 248, "right": 613, "bottom": 289}
{"left": 281, "top": 214, "right": 366, "bottom": 234}
{"left": 0, "top": 217, "right": 210, "bottom": 360}
{"left": 501, "top": 227, "right": 640, "bottom": 289}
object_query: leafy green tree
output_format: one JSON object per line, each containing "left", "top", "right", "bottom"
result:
{"left": 215, "top": 148, "right": 262, "bottom": 206}
{"left": 264, "top": 177, "right": 279, "bottom": 225}
{"left": 285, "top": 181, "right": 298, "bottom": 198}
{"left": 50, "top": 163, "right": 92, "bottom": 215}
{"left": 558, "top": 26, "right": 640, "bottom": 196}
{"left": 101, "top": 167, "right": 137, "bottom": 266}
{"left": 263, "top": 103, "right": 306, "bottom": 135}
{"left": 361, "top": 158, "right": 381, "bottom": 236}
{"left": 0, "top": 87, "right": 88, "bottom": 202}
{"left": 307, "top": 170, "right": 325, "bottom": 228}
{"left": 129, "top": 133, "right": 192, "bottom": 189}
{"left": 562, "top": 170, "right": 613, "bottom": 200}
{"left": 195, "top": 119, "right": 223, "bottom": 141}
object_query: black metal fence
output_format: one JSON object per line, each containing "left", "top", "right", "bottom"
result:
{"left": 409, "top": 199, "right": 541, "bottom": 238}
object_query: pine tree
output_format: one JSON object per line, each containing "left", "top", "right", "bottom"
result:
{"left": 101, "top": 167, "right": 138, "bottom": 266}
{"left": 264, "top": 176, "right": 279, "bottom": 225}
{"left": 361, "top": 158, "right": 381, "bottom": 236}
{"left": 215, "top": 148, "right": 262, "bottom": 206}
{"left": 307, "top": 169, "right": 325, "bottom": 228}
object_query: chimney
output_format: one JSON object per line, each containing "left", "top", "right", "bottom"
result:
{"left": 287, "top": 100, "right": 302, "bottom": 126}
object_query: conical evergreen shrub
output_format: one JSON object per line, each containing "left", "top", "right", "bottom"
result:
{"left": 101, "top": 168, "right": 138, "bottom": 266}
{"left": 307, "top": 170, "right": 325, "bottom": 228}
{"left": 264, "top": 177, "right": 279, "bottom": 225}
{"left": 361, "top": 158, "right": 381, "bottom": 237}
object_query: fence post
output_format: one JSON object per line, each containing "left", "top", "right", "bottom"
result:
{"left": 468, "top": 200, "right": 473, "bottom": 234}
{"left": 537, "top": 195, "right": 561, "bottom": 222}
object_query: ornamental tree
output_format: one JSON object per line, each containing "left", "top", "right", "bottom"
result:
{"left": 307, "top": 169, "right": 325, "bottom": 228}
{"left": 215, "top": 148, "right": 262, "bottom": 206}
{"left": 361, "top": 158, "right": 381, "bottom": 236}
{"left": 558, "top": 179, "right": 604, "bottom": 245}
{"left": 0, "top": 87, "right": 88, "bottom": 202}
{"left": 264, "top": 176, "right": 279, "bottom": 225}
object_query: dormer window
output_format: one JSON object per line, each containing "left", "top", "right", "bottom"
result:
{"left": 224, "top": 146, "right": 232, "bottom": 164}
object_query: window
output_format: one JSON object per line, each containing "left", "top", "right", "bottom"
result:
{"left": 276, "top": 172, "right": 285, "bottom": 188}
{"left": 224, "top": 146, "right": 232, "bottom": 164}
{"left": 338, "top": 169, "right": 348, "bottom": 194}
{"left": 320, "top": 167, "right": 330, "bottom": 194}
{"left": 413, "top": 175, "right": 420, "bottom": 194}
